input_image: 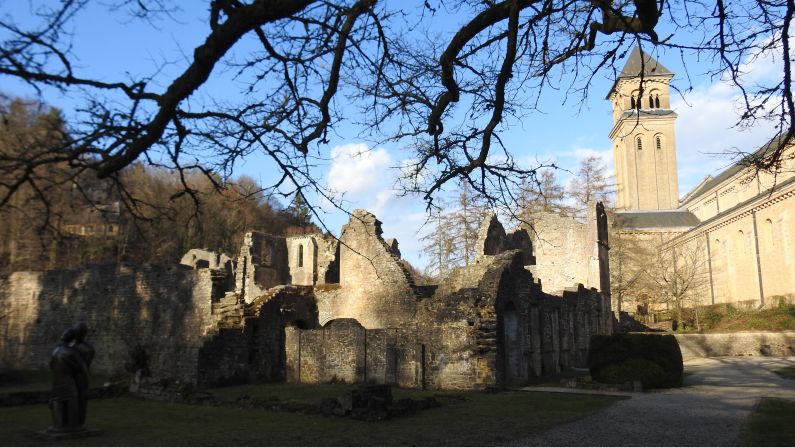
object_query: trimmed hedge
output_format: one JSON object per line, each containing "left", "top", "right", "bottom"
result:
{"left": 588, "top": 334, "right": 683, "bottom": 389}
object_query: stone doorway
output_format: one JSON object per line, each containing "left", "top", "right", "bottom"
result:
{"left": 500, "top": 302, "right": 524, "bottom": 386}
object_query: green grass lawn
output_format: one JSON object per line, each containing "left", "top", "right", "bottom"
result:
{"left": 0, "top": 370, "right": 52, "bottom": 394}
{"left": 0, "top": 369, "right": 113, "bottom": 395}
{"left": 773, "top": 366, "right": 795, "bottom": 380}
{"left": 204, "top": 381, "right": 471, "bottom": 402}
{"left": 0, "top": 388, "right": 622, "bottom": 447}
{"left": 668, "top": 302, "right": 795, "bottom": 332}
{"left": 742, "top": 398, "right": 795, "bottom": 447}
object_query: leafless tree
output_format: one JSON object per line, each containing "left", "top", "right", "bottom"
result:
{"left": 644, "top": 238, "right": 711, "bottom": 327}
{"left": 1, "top": 0, "right": 793, "bottom": 225}
{"left": 452, "top": 180, "right": 491, "bottom": 266}
{"left": 517, "top": 169, "right": 572, "bottom": 222}
{"left": 419, "top": 205, "right": 457, "bottom": 279}
{"left": 608, "top": 222, "right": 653, "bottom": 317}
{"left": 569, "top": 155, "right": 613, "bottom": 219}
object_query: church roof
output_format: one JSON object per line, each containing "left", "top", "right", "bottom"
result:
{"left": 614, "top": 209, "right": 700, "bottom": 231}
{"left": 619, "top": 47, "right": 673, "bottom": 78}
{"left": 606, "top": 47, "right": 673, "bottom": 99}
{"left": 680, "top": 133, "right": 791, "bottom": 205}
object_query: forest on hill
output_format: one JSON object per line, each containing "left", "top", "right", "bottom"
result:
{"left": 0, "top": 97, "right": 318, "bottom": 274}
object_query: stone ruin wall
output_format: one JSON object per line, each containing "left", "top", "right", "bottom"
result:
{"left": 196, "top": 285, "right": 318, "bottom": 387}
{"left": 235, "top": 232, "right": 289, "bottom": 304}
{"left": 285, "top": 235, "right": 340, "bottom": 286}
{"left": 285, "top": 250, "right": 611, "bottom": 390}
{"left": 314, "top": 210, "right": 417, "bottom": 329}
{"left": 0, "top": 264, "right": 215, "bottom": 383}
{"left": 284, "top": 209, "right": 611, "bottom": 390}
{"left": 527, "top": 207, "right": 601, "bottom": 294}
{"left": 286, "top": 235, "right": 317, "bottom": 286}
{"left": 0, "top": 205, "right": 612, "bottom": 391}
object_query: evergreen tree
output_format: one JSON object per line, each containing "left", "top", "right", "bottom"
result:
{"left": 286, "top": 192, "right": 313, "bottom": 227}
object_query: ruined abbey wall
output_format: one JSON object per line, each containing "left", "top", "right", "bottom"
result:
{"left": 285, "top": 250, "right": 610, "bottom": 390}
{"left": 0, "top": 264, "right": 215, "bottom": 383}
{"left": 0, "top": 206, "right": 612, "bottom": 391}
{"left": 281, "top": 210, "right": 612, "bottom": 390}
{"left": 235, "top": 232, "right": 289, "bottom": 303}
{"left": 315, "top": 210, "right": 417, "bottom": 329}
{"left": 528, "top": 208, "right": 602, "bottom": 294}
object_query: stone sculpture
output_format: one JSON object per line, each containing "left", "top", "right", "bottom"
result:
{"left": 48, "top": 323, "right": 95, "bottom": 434}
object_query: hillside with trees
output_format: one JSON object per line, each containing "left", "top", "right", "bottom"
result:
{"left": 0, "top": 97, "right": 317, "bottom": 274}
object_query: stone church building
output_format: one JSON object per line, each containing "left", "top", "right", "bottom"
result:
{"left": 610, "top": 47, "right": 795, "bottom": 313}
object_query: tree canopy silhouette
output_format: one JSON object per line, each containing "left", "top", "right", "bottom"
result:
{"left": 1, "top": 0, "right": 793, "bottom": 221}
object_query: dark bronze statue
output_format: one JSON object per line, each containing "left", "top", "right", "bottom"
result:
{"left": 48, "top": 323, "right": 95, "bottom": 433}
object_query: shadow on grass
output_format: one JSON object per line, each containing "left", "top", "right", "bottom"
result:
{"left": 0, "top": 388, "right": 623, "bottom": 447}
{"left": 0, "top": 369, "right": 114, "bottom": 396}
{"left": 773, "top": 366, "right": 795, "bottom": 380}
{"left": 742, "top": 398, "right": 795, "bottom": 447}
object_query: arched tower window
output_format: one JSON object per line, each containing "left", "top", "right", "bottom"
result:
{"left": 636, "top": 136, "right": 643, "bottom": 151}
{"left": 298, "top": 244, "right": 304, "bottom": 267}
{"left": 654, "top": 95, "right": 660, "bottom": 108}
{"left": 648, "top": 94, "right": 654, "bottom": 108}
{"left": 655, "top": 135, "right": 662, "bottom": 150}
{"left": 630, "top": 96, "right": 636, "bottom": 109}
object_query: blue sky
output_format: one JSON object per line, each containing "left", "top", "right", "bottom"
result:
{"left": 1, "top": 1, "right": 781, "bottom": 268}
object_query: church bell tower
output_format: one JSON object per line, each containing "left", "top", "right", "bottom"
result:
{"left": 608, "top": 47, "right": 679, "bottom": 210}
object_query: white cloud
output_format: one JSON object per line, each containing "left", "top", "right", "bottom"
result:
{"left": 327, "top": 143, "right": 393, "bottom": 195}
{"left": 672, "top": 73, "right": 779, "bottom": 195}
{"left": 322, "top": 143, "right": 429, "bottom": 267}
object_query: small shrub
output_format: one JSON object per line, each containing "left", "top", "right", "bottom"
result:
{"left": 725, "top": 303, "right": 740, "bottom": 319}
{"left": 588, "top": 334, "right": 683, "bottom": 389}
{"left": 699, "top": 306, "right": 724, "bottom": 331}
{"left": 595, "top": 359, "right": 666, "bottom": 387}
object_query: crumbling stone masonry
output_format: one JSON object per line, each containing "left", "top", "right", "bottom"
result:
{"left": 0, "top": 205, "right": 611, "bottom": 391}
{"left": 0, "top": 264, "right": 215, "bottom": 383}
{"left": 281, "top": 208, "right": 612, "bottom": 390}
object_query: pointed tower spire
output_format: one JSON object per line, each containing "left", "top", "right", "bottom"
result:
{"left": 607, "top": 47, "right": 672, "bottom": 99}
{"left": 607, "top": 47, "right": 679, "bottom": 210}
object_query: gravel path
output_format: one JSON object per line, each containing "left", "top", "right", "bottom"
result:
{"left": 501, "top": 357, "right": 795, "bottom": 447}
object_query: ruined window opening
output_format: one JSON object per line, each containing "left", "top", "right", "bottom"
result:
{"left": 636, "top": 137, "right": 643, "bottom": 151}
{"left": 298, "top": 244, "right": 304, "bottom": 268}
